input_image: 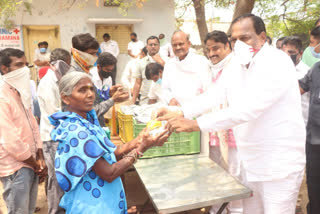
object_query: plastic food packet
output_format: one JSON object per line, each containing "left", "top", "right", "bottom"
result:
{"left": 146, "top": 120, "right": 168, "bottom": 136}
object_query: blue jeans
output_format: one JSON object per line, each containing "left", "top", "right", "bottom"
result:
{"left": 0, "top": 167, "right": 39, "bottom": 214}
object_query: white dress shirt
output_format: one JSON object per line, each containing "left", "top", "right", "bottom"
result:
{"left": 182, "top": 44, "right": 306, "bottom": 182}
{"left": 100, "top": 40, "right": 119, "bottom": 58}
{"left": 296, "top": 61, "right": 310, "bottom": 125}
{"left": 33, "top": 51, "right": 50, "bottom": 70}
{"left": 128, "top": 40, "right": 144, "bottom": 58}
{"left": 160, "top": 43, "right": 174, "bottom": 59}
{"left": 121, "top": 58, "right": 140, "bottom": 91}
{"left": 162, "top": 51, "right": 211, "bottom": 106}
{"left": 148, "top": 81, "right": 168, "bottom": 104}
{"left": 90, "top": 67, "right": 112, "bottom": 90}
{"left": 37, "top": 69, "right": 61, "bottom": 141}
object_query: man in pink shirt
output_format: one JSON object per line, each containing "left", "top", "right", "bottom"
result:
{"left": 0, "top": 48, "right": 47, "bottom": 214}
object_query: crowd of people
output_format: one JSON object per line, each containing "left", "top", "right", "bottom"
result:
{"left": 0, "top": 13, "right": 320, "bottom": 214}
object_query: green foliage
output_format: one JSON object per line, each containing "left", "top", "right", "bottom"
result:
{"left": 104, "top": 0, "right": 148, "bottom": 15}
{"left": 0, "top": 0, "right": 32, "bottom": 29}
{"left": 256, "top": 0, "right": 320, "bottom": 41}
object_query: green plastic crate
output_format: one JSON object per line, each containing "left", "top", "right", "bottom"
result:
{"left": 133, "top": 119, "right": 200, "bottom": 158}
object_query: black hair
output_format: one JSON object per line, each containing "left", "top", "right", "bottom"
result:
{"left": 266, "top": 36, "right": 272, "bottom": 45}
{"left": 50, "top": 48, "right": 71, "bottom": 63}
{"left": 281, "top": 36, "right": 303, "bottom": 52}
{"left": 72, "top": 33, "right": 99, "bottom": 52}
{"left": 142, "top": 46, "right": 148, "bottom": 55}
{"left": 204, "top": 30, "right": 231, "bottom": 48}
{"left": 130, "top": 32, "right": 137, "bottom": 37}
{"left": 97, "top": 52, "right": 117, "bottom": 67}
{"left": 38, "top": 42, "right": 43, "bottom": 48}
{"left": 311, "top": 26, "right": 320, "bottom": 40}
{"left": 146, "top": 35, "right": 160, "bottom": 44}
{"left": 103, "top": 33, "right": 110, "bottom": 39}
{"left": 145, "top": 63, "right": 163, "bottom": 80}
{"left": 277, "top": 37, "right": 286, "bottom": 43}
{"left": 231, "top": 13, "right": 266, "bottom": 35}
{"left": 42, "top": 41, "right": 48, "bottom": 46}
{"left": 0, "top": 48, "right": 25, "bottom": 70}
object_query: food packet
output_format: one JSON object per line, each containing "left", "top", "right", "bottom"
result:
{"left": 146, "top": 120, "right": 168, "bottom": 136}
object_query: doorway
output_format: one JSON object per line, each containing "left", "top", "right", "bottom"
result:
{"left": 23, "top": 25, "right": 61, "bottom": 81}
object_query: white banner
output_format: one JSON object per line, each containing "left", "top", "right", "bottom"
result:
{"left": 0, "top": 25, "right": 24, "bottom": 51}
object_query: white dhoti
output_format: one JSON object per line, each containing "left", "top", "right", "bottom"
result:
{"left": 241, "top": 167, "right": 304, "bottom": 214}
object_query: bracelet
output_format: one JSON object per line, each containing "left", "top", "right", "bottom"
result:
{"left": 123, "top": 150, "right": 138, "bottom": 164}
{"left": 136, "top": 149, "right": 144, "bottom": 158}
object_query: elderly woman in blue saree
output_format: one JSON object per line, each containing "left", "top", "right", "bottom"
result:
{"left": 49, "top": 72, "right": 169, "bottom": 214}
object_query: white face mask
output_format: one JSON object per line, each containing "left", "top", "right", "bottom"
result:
{"left": 2, "top": 66, "right": 32, "bottom": 109}
{"left": 233, "top": 40, "right": 258, "bottom": 65}
{"left": 209, "top": 53, "right": 232, "bottom": 74}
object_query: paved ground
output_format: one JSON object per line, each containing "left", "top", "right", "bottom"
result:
{"left": 0, "top": 137, "right": 209, "bottom": 214}
{"left": 0, "top": 137, "right": 307, "bottom": 214}
{"left": 0, "top": 170, "right": 210, "bottom": 214}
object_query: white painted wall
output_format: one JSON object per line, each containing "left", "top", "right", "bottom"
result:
{"left": 13, "top": 0, "right": 175, "bottom": 83}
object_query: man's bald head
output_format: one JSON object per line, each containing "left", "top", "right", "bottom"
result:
{"left": 171, "top": 30, "right": 191, "bottom": 60}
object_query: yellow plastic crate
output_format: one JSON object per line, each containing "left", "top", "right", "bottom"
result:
{"left": 118, "top": 110, "right": 133, "bottom": 143}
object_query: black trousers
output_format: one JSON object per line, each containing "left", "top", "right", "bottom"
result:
{"left": 111, "top": 64, "right": 117, "bottom": 86}
{"left": 306, "top": 143, "right": 320, "bottom": 214}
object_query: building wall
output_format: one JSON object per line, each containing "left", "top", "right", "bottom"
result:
{"left": 13, "top": 0, "right": 175, "bottom": 82}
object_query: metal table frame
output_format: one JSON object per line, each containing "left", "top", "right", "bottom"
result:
{"left": 134, "top": 154, "right": 252, "bottom": 214}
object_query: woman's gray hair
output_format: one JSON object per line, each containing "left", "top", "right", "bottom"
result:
{"left": 59, "top": 72, "right": 92, "bottom": 96}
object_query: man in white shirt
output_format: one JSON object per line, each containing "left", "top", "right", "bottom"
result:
{"left": 121, "top": 47, "right": 147, "bottom": 95}
{"left": 100, "top": 33, "right": 119, "bottom": 58}
{"left": 128, "top": 32, "right": 144, "bottom": 59}
{"left": 145, "top": 62, "right": 167, "bottom": 104}
{"left": 132, "top": 36, "right": 165, "bottom": 105}
{"left": 34, "top": 41, "right": 51, "bottom": 80}
{"left": 203, "top": 30, "right": 243, "bottom": 214}
{"left": 161, "top": 30, "right": 211, "bottom": 106}
{"left": 159, "top": 14, "right": 306, "bottom": 214}
{"left": 281, "top": 36, "right": 310, "bottom": 125}
{"left": 159, "top": 33, "right": 175, "bottom": 59}
{"left": 100, "top": 33, "right": 120, "bottom": 85}
{"left": 37, "top": 48, "right": 71, "bottom": 214}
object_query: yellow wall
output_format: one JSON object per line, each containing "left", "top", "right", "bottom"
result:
{"left": 96, "top": 25, "right": 132, "bottom": 54}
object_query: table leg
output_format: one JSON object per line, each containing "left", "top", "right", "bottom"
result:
{"left": 217, "top": 202, "right": 229, "bottom": 214}
{"left": 139, "top": 198, "right": 150, "bottom": 214}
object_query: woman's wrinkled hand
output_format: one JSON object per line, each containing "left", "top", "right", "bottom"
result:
{"left": 137, "top": 128, "right": 171, "bottom": 153}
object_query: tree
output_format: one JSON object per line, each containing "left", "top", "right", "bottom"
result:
{"left": 264, "top": 0, "right": 320, "bottom": 40}
{"left": 192, "top": 0, "right": 209, "bottom": 48}
{"left": 232, "top": 0, "right": 255, "bottom": 21}
{"left": 176, "top": 0, "right": 256, "bottom": 51}
{"left": 0, "top": 0, "right": 32, "bottom": 29}
{"left": 177, "top": 0, "right": 319, "bottom": 51}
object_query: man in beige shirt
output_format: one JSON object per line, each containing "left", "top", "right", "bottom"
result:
{"left": 0, "top": 48, "right": 47, "bottom": 214}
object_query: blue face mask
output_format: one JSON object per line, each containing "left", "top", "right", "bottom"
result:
{"left": 40, "top": 48, "right": 47, "bottom": 53}
{"left": 155, "top": 78, "right": 162, "bottom": 85}
{"left": 310, "top": 43, "right": 320, "bottom": 58}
